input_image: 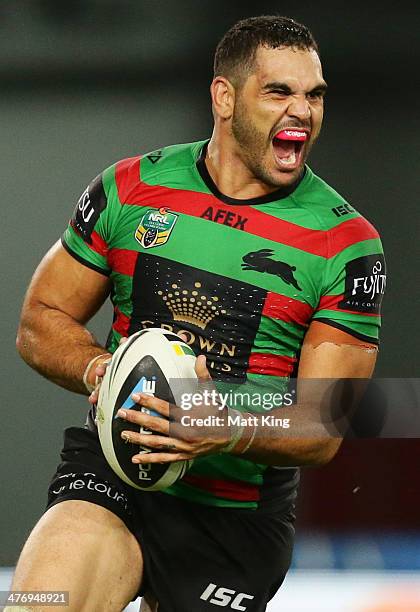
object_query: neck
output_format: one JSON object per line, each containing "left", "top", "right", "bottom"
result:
{"left": 205, "top": 128, "right": 292, "bottom": 200}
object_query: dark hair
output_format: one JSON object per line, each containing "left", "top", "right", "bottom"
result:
{"left": 214, "top": 15, "right": 319, "bottom": 85}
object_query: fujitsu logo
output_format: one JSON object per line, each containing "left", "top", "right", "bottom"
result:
{"left": 352, "top": 260, "right": 386, "bottom": 300}
{"left": 77, "top": 188, "right": 95, "bottom": 223}
{"left": 338, "top": 254, "right": 386, "bottom": 315}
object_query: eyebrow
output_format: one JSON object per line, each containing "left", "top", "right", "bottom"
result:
{"left": 262, "top": 81, "right": 328, "bottom": 95}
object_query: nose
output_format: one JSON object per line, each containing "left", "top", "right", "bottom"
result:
{"left": 286, "top": 94, "right": 311, "bottom": 121}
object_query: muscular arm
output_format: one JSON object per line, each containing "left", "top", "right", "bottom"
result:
{"left": 16, "top": 241, "right": 112, "bottom": 394}
{"left": 235, "top": 321, "right": 378, "bottom": 466}
{"left": 122, "top": 321, "right": 379, "bottom": 468}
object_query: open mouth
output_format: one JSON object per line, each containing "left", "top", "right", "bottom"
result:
{"left": 272, "top": 129, "right": 308, "bottom": 168}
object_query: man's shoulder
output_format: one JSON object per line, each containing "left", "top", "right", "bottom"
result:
{"left": 296, "top": 167, "right": 380, "bottom": 238}
{"left": 101, "top": 140, "right": 205, "bottom": 201}
{"left": 106, "top": 141, "right": 205, "bottom": 189}
{"left": 137, "top": 140, "right": 204, "bottom": 184}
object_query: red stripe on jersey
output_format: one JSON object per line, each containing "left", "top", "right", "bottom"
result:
{"left": 317, "top": 294, "right": 342, "bottom": 311}
{"left": 114, "top": 157, "right": 378, "bottom": 258}
{"left": 182, "top": 474, "right": 260, "bottom": 502}
{"left": 234, "top": 215, "right": 377, "bottom": 258}
{"left": 248, "top": 353, "right": 297, "bottom": 376}
{"left": 115, "top": 157, "right": 142, "bottom": 204}
{"left": 317, "top": 294, "right": 381, "bottom": 317}
{"left": 262, "top": 291, "right": 313, "bottom": 326}
{"left": 90, "top": 230, "right": 108, "bottom": 257}
{"left": 238, "top": 210, "right": 328, "bottom": 256}
{"left": 108, "top": 248, "right": 138, "bottom": 276}
{"left": 328, "top": 218, "right": 379, "bottom": 256}
{"left": 112, "top": 307, "right": 130, "bottom": 336}
{"left": 123, "top": 182, "right": 330, "bottom": 257}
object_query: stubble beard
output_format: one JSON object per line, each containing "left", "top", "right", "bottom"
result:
{"left": 231, "top": 99, "right": 311, "bottom": 189}
{"left": 231, "top": 102, "right": 280, "bottom": 189}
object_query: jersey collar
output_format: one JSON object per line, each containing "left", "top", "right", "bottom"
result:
{"left": 196, "top": 141, "right": 306, "bottom": 206}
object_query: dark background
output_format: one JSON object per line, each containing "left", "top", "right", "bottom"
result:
{"left": 1, "top": 1, "right": 419, "bottom": 564}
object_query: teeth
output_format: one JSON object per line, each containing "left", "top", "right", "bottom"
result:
{"left": 279, "top": 149, "right": 296, "bottom": 165}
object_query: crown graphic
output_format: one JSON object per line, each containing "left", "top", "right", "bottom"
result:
{"left": 157, "top": 282, "right": 226, "bottom": 330}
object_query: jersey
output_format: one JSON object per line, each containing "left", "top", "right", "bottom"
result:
{"left": 62, "top": 140, "right": 386, "bottom": 511}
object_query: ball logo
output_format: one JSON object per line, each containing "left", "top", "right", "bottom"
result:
{"left": 120, "top": 376, "right": 157, "bottom": 410}
{"left": 117, "top": 375, "right": 158, "bottom": 480}
{"left": 137, "top": 462, "right": 153, "bottom": 481}
{"left": 339, "top": 254, "right": 386, "bottom": 314}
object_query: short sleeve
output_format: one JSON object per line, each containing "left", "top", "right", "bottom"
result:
{"left": 312, "top": 221, "right": 386, "bottom": 344}
{"left": 61, "top": 168, "right": 115, "bottom": 276}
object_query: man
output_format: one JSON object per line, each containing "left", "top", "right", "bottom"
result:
{"left": 12, "top": 15, "right": 385, "bottom": 612}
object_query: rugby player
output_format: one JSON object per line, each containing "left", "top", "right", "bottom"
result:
{"left": 11, "top": 15, "right": 385, "bottom": 612}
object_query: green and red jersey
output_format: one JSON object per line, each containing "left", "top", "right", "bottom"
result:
{"left": 62, "top": 140, "right": 385, "bottom": 510}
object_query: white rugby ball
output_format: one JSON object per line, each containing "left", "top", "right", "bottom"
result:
{"left": 96, "top": 328, "right": 197, "bottom": 491}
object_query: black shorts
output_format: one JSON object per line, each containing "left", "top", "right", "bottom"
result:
{"left": 47, "top": 427, "right": 295, "bottom": 612}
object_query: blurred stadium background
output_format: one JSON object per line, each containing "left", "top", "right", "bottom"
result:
{"left": 1, "top": 1, "right": 419, "bottom": 610}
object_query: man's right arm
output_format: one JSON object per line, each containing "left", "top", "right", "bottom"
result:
{"left": 16, "top": 240, "right": 112, "bottom": 395}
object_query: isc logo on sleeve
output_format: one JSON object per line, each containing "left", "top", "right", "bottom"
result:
{"left": 200, "top": 583, "right": 254, "bottom": 610}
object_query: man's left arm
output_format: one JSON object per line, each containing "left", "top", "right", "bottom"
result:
{"left": 230, "top": 320, "right": 378, "bottom": 466}
{"left": 118, "top": 320, "right": 378, "bottom": 467}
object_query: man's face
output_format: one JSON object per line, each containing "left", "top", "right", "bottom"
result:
{"left": 231, "top": 46, "right": 327, "bottom": 188}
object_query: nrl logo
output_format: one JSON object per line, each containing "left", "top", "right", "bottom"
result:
{"left": 135, "top": 207, "right": 178, "bottom": 249}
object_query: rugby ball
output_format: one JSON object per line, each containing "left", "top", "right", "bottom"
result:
{"left": 96, "top": 328, "right": 197, "bottom": 491}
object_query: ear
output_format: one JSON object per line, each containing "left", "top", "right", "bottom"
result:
{"left": 210, "top": 76, "right": 235, "bottom": 120}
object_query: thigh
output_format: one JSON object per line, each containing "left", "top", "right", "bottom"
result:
{"left": 136, "top": 493, "right": 295, "bottom": 612}
{"left": 12, "top": 426, "right": 144, "bottom": 611}
{"left": 12, "top": 500, "right": 142, "bottom": 612}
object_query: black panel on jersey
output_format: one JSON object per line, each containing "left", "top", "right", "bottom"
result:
{"left": 338, "top": 253, "right": 386, "bottom": 315}
{"left": 70, "top": 174, "right": 108, "bottom": 244}
{"left": 128, "top": 253, "right": 266, "bottom": 382}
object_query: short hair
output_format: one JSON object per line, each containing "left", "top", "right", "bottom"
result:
{"left": 213, "top": 15, "right": 319, "bottom": 86}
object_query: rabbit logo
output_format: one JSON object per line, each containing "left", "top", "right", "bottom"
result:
{"left": 242, "top": 249, "right": 301, "bottom": 291}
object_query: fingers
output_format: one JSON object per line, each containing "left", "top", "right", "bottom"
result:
{"left": 133, "top": 451, "right": 189, "bottom": 464}
{"left": 117, "top": 406, "right": 169, "bottom": 434}
{"left": 94, "top": 362, "right": 108, "bottom": 377}
{"left": 89, "top": 388, "right": 99, "bottom": 405}
{"left": 130, "top": 393, "right": 171, "bottom": 418}
{"left": 87, "top": 351, "right": 113, "bottom": 405}
{"left": 118, "top": 402, "right": 191, "bottom": 464}
{"left": 88, "top": 361, "right": 110, "bottom": 405}
{"left": 121, "top": 431, "right": 190, "bottom": 454}
{"left": 195, "top": 354, "right": 212, "bottom": 382}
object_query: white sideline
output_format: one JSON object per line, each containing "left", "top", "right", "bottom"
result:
{"left": 2, "top": 568, "right": 420, "bottom": 611}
